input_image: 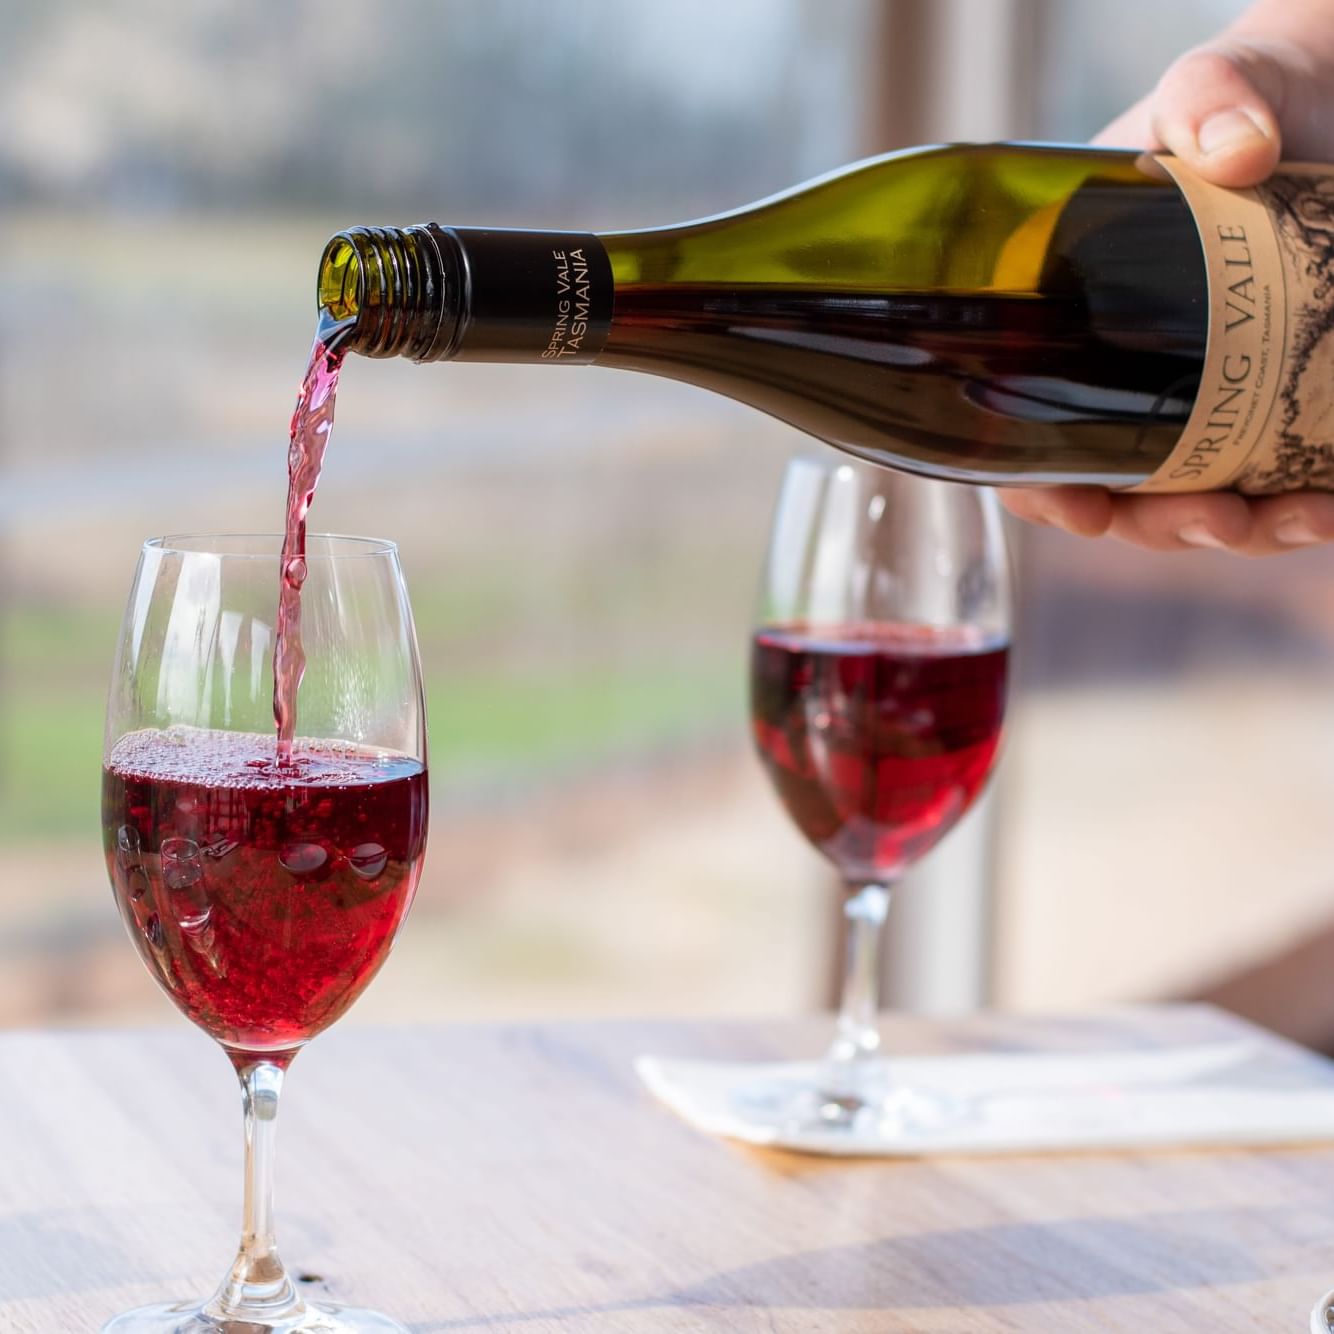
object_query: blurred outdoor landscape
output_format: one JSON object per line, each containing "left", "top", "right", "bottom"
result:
{"left": 6, "top": 0, "right": 1334, "bottom": 1046}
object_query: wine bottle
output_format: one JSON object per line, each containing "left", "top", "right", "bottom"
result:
{"left": 316, "top": 142, "right": 1334, "bottom": 493}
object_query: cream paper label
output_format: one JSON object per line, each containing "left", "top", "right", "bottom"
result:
{"left": 1135, "top": 158, "right": 1334, "bottom": 493}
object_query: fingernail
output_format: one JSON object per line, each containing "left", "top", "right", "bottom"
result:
{"left": 1275, "top": 516, "right": 1320, "bottom": 545}
{"left": 1197, "top": 107, "right": 1268, "bottom": 157}
{"left": 1178, "top": 522, "right": 1226, "bottom": 549}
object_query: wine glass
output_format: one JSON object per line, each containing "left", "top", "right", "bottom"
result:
{"left": 744, "top": 452, "right": 1009, "bottom": 1143}
{"left": 1311, "top": 1283, "right": 1334, "bottom": 1330}
{"left": 101, "top": 534, "right": 428, "bottom": 1332}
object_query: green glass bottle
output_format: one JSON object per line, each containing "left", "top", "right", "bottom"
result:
{"left": 316, "top": 142, "right": 1334, "bottom": 493}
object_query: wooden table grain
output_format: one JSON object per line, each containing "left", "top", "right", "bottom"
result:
{"left": 3, "top": 1004, "right": 1334, "bottom": 1332}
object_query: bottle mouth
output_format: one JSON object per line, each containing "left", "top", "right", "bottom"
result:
{"left": 316, "top": 226, "right": 456, "bottom": 360}
{"left": 316, "top": 236, "right": 361, "bottom": 349}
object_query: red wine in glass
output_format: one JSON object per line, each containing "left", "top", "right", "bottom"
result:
{"left": 750, "top": 622, "right": 1008, "bottom": 881}
{"left": 103, "top": 726, "right": 426, "bottom": 1058}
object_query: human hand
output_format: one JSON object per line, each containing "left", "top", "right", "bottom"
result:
{"left": 1001, "top": 0, "right": 1334, "bottom": 554}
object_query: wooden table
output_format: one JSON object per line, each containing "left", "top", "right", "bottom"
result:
{"left": 4, "top": 1004, "right": 1334, "bottom": 1332}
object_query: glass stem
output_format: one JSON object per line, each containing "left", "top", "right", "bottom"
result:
{"left": 830, "top": 882, "right": 893, "bottom": 1065}
{"left": 205, "top": 1059, "right": 304, "bottom": 1322}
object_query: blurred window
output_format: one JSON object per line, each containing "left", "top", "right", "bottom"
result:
{"left": 3, "top": 0, "right": 1329, "bottom": 1043}
{"left": 0, "top": 0, "right": 874, "bottom": 1027}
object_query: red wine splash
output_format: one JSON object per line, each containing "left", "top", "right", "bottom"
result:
{"left": 750, "top": 623, "right": 1008, "bottom": 881}
{"left": 274, "top": 337, "right": 344, "bottom": 764}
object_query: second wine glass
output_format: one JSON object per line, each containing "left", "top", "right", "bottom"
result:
{"left": 747, "top": 453, "right": 1010, "bottom": 1142}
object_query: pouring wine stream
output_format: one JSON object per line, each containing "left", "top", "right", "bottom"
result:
{"left": 273, "top": 311, "right": 356, "bottom": 765}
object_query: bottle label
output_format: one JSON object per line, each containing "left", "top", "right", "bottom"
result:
{"left": 446, "top": 229, "right": 613, "bottom": 364}
{"left": 1135, "top": 158, "right": 1334, "bottom": 494}
{"left": 540, "top": 239, "right": 612, "bottom": 363}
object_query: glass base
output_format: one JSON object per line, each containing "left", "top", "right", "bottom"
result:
{"left": 736, "top": 1061, "right": 970, "bottom": 1143}
{"left": 1310, "top": 1290, "right": 1334, "bottom": 1333}
{"left": 635, "top": 1052, "right": 991, "bottom": 1155}
{"left": 101, "top": 1300, "right": 410, "bottom": 1333}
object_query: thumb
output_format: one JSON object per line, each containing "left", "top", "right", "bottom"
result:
{"left": 1149, "top": 43, "right": 1283, "bottom": 186}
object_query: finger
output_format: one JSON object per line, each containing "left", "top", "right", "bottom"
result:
{"left": 1093, "top": 93, "right": 1161, "bottom": 150}
{"left": 1228, "top": 492, "right": 1334, "bottom": 556}
{"left": 1149, "top": 44, "right": 1282, "bottom": 186}
{"left": 1000, "top": 487, "right": 1114, "bottom": 538}
{"left": 1103, "top": 492, "right": 1253, "bottom": 551}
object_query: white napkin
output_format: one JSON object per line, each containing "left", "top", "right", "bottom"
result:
{"left": 636, "top": 1039, "right": 1334, "bottom": 1156}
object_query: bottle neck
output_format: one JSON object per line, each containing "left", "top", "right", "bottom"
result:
{"left": 318, "top": 225, "right": 613, "bottom": 363}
